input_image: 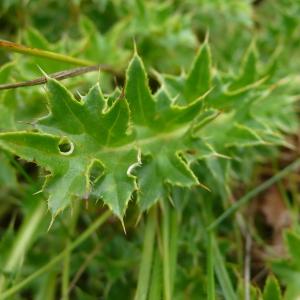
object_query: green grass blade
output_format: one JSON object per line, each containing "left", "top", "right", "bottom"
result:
{"left": 207, "top": 230, "right": 215, "bottom": 300}
{"left": 207, "top": 158, "right": 300, "bottom": 230}
{"left": 61, "top": 201, "right": 80, "bottom": 300}
{"left": 0, "top": 201, "right": 46, "bottom": 293}
{"left": 0, "top": 210, "right": 111, "bottom": 300}
{"left": 161, "top": 201, "right": 172, "bottom": 300}
{"left": 213, "top": 236, "right": 237, "bottom": 300}
{"left": 148, "top": 248, "right": 162, "bottom": 300}
{"left": 0, "top": 40, "right": 93, "bottom": 66}
{"left": 134, "top": 207, "right": 156, "bottom": 300}
{"left": 169, "top": 208, "right": 179, "bottom": 296}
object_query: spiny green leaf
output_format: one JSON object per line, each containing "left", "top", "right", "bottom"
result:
{"left": 285, "top": 231, "right": 300, "bottom": 268}
{"left": 0, "top": 51, "right": 211, "bottom": 217}
{"left": 125, "top": 53, "right": 156, "bottom": 126}
{"left": 79, "top": 16, "right": 128, "bottom": 66}
{"left": 263, "top": 275, "right": 282, "bottom": 300}
{"left": 159, "top": 42, "right": 212, "bottom": 105}
{"left": 137, "top": 156, "right": 165, "bottom": 211}
{"left": 184, "top": 41, "right": 212, "bottom": 103}
{"left": 0, "top": 132, "right": 63, "bottom": 168}
{"left": 0, "top": 154, "right": 16, "bottom": 187}
{"left": 124, "top": 55, "right": 208, "bottom": 208}
{"left": 137, "top": 149, "right": 198, "bottom": 211}
{"left": 39, "top": 79, "right": 133, "bottom": 146}
{"left": 0, "top": 42, "right": 289, "bottom": 218}
{"left": 0, "top": 78, "right": 137, "bottom": 217}
{"left": 229, "top": 43, "right": 258, "bottom": 91}
{"left": 154, "top": 88, "right": 205, "bottom": 131}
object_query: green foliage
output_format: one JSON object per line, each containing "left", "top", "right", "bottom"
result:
{"left": 263, "top": 275, "right": 282, "bottom": 300}
{"left": 0, "top": 48, "right": 213, "bottom": 217}
{"left": 0, "top": 0, "right": 300, "bottom": 299}
{"left": 272, "top": 232, "right": 300, "bottom": 300}
{"left": 1, "top": 39, "right": 296, "bottom": 219}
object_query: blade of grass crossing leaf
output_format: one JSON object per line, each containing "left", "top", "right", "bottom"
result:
{"left": 213, "top": 236, "right": 237, "bottom": 300}
{"left": 134, "top": 207, "right": 156, "bottom": 300}
{"left": 0, "top": 210, "right": 111, "bottom": 300}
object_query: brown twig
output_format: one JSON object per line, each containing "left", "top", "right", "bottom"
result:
{"left": 0, "top": 65, "right": 117, "bottom": 90}
{"left": 0, "top": 39, "right": 120, "bottom": 90}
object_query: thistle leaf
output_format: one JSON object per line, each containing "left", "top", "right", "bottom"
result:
{"left": 125, "top": 54, "right": 156, "bottom": 126}
{"left": 0, "top": 53, "right": 211, "bottom": 217}
{"left": 263, "top": 275, "right": 282, "bottom": 300}
{"left": 184, "top": 42, "right": 212, "bottom": 103}
{"left": 1, "top": 45, "right": 283, "bottom": 218}
{"left": 161, "top": 42, "right": 212, "bottom": 105}
{"left": 0, "top": 153, "right": 16, "bottom": 187}
{"left": 0, "top": 78, "right": 138, "bottom": 217}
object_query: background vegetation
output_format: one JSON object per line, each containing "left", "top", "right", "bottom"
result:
{"left": 0, "top": 0, "right": 300, "bottom": 299}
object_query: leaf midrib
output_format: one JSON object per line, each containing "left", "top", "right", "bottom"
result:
{"left": 70, "top": 124, "right": 190, "bottom": 156}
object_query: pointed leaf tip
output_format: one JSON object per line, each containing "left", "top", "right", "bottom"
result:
{"left": 263, "top": 275, "right": 282, "bottom": 300}
{"left": 133, "top": 39, "right": 138, "bottom": 55}
{"left": 184, "top": 42, "right": 212, "bottom": 103}
{"left": 125, "top": 54, "right": 156, "bottom": 126}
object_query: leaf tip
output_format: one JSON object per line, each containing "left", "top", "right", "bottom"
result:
{"left": 37, "top": 65, "right": 50, "bottom": 80}
{"left": 204, "top": 29, "right": 210, "bottom": 44}
{"left": 120, "top": 218, "right": 127, "bottom": 235}
{"left": 133, "top": 38, "right": 138, "bottom": 55}
{"left": 47, "top": 215, "right": 56, "bottom": 232}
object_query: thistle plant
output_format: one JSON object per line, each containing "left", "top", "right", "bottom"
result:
{"left": 0, "top": 1, "right": 299, "bottom": 299}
